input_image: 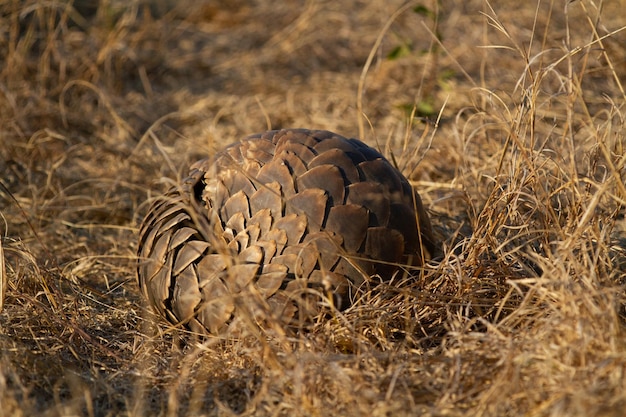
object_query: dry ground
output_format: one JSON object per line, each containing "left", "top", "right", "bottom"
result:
{"left": 1, "top": 0, "right": 625, "bottom": 416}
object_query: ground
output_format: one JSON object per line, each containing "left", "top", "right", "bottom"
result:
{"left": 0, "top": 0, "right": 625, "bottom": 416}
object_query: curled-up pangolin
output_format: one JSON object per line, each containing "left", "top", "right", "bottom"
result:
{"left": 137, "top": 128, "right": 438, "bottom": 335}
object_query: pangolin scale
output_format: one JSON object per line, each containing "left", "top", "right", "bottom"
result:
{"left": 137, "top": 129, "right": 437, "bottom": 335}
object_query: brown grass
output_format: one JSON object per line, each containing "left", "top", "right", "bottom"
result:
{"left": 0, "top": 0, "right": 625, "bottom": 415}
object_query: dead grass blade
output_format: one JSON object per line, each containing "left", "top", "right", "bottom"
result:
{"left": 0, "top": 235, "right": 4, "bottom": 313}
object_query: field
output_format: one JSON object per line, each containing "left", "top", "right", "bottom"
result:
{"left": 1, "top": 0, "right": 625, "bottom": 415}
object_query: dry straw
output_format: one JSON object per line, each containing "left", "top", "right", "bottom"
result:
{"left": 0, "top": 0, "right": 624, "bottom": 415}
{"left": 0, "top": 236, "right": 4, "bottom": 313}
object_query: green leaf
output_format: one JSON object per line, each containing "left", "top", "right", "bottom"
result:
{"left": 387, "top": 44, "right": 411, "bottom": 60}
{"left": 413, "top": 5, "right": 435, "bottom": 19}
{"left": 396, "top": 99, "right": 437, "bottom": 118}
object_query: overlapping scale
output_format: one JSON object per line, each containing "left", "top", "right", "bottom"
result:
{"left": 137, "top": 128, "right": 438, "bottom": 335}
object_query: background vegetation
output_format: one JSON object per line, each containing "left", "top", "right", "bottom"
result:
{"left": 0, "top": 0, "right": 625, "bottom": 415}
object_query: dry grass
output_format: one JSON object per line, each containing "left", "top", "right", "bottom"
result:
{"left": 0, "top": 0, "right": 625, "bottom": 415}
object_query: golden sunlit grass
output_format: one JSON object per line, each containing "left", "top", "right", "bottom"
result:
{"left": 0, "top": 0, "right": 625, "bottom": 415}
